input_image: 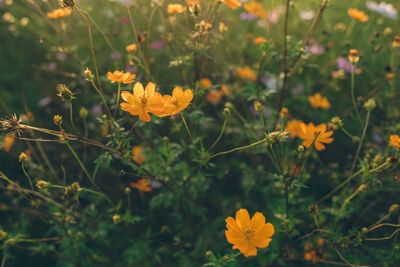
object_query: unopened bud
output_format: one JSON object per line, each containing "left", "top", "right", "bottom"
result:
{"left": 363, "top": 98, "right": 376, "bottom": 111}
{"left": 53, "top": 115, "right": 63, "bottom": 126}
{"left": 84, "top": 68, "right": 94, "bottom": 81}
{"left": 112, "top": 214, "right": 121, "bottom": 224}
{"left": 36, "top": 180, "right": 49, "bottom": 190}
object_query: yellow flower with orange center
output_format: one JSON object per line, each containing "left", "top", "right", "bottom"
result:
{"left": 299, "top": 123, "right": 334, "bottom": 151}
{"left": 225, "top": 208, "right": 275, "bottom": 257}
{"left": 47, "top": 7, "right": 72, "bottom": 19}
{"left": 131, "top": 145, "right": 145, "bottom": 165}
{"left": 2, "top": 135, "right": 16, "bottom": 152}
{"left": 236, "top": 66, "right": 257, "bottom": 81}
{"left": 120, "top": 82, "right": 164, "bottom": 122}
{"left": 389, "top": 134, "right": 400, "bottom": 149}
{"left": 107, "top": 71, "right": 136, "bottom": 84}
{"left": 244, "top": 1, "right": 268, "bottom": 18}
{"left": 129, "top": 178, "right": 152, "bottom": 193}
{"left": 348, "top": 8, "right": 369, "bottom": 22}
{"left": 167, "top": 4, "right": 186, "bottom": 14}
{"left": 286, "top": 120, "right": 305, "bottom": 138}
{"left": 163, "top": 87, "right": 193, "bottom": 116}
{"left": 126, "top": 43, "right": 137, "bottom": 53}
{"left": 308, "top": 93, "right": 331, "bottom": 109}
{"left": 220, "top": 0, "right": 242, "bottom": 9}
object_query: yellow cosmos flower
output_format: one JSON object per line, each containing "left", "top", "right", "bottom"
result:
{"left": 225, "top": 208, "right": 275, "bottom": 257}
{"left": 126, "top": 43, "right": 137, "bottom": 53}
{"left": 163, "top": 87, "right": 193, "bottom": 116}
{"left": 220, "top": 0, "right": 242, "bottom": 9}
{"left": 244, "top": 1, "right": 267, "bottom": 18}
{"left": 2, "top": 135, "right": 16, "bottom": 152}
{"left": 167, "top": 4, "right": 186, "bottom": 14}
{"left": 47, "top": 7, "right": 72, "bottom": 19}
{"left": 131, "top": 145, "right": 145, "bottom": 165}
{"left": 107, "top": 71, "right": 136, "bottom": 84}
{"left": 199, "top": 78, "right": 212, "bottom": 89}
{"left": 299, "top": 123, "right": 334, "bottom": 151}
{"left": 129, "top": 178, "right": 152, "bottom": 193}
{"left": 120, "top": 82, "right": 164, "bottom": 122}
{"left": 206, "top": 90, "right": 223, "bottom": 105}
{"left": 389, "top": 134, "right": 400, "bottom": 149}
{"left": 254, "top": 36, "right": 267, "bottom": 46}
{"left": 236, "top": 66, "right": 257, "bottom": 81}
{"left": 287, "top": 120, "right": 305, "bottom": 138}
{"left": 348, "top": 8, "right": 369, "bottom": 22}
{"left": 308, "top": 93, "right": 331, "bottom": 109}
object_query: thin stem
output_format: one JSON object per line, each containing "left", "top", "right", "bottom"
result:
{"left": 112, "top": 82, "right": 121, "bottom": 120}
{"left": 180, "top": 113, "right": 193, "bottom": 141}
{"left": 69, "top": 102, "right": 75, "bottom": 129}
{"left": 89, "top": 80, "right": 112, "bottom": 119}
{"left": 210, "top": 138, "right": 267, "bottom": 159}
{"left": 350, "top": 110, "right": 371, "bottom": 174}
{"left": 209, "top": 113, "right": 228, "bottom": 151}
{"left": 350, "top": 65, "right": 363, "bottom": 128}
{"left": 65, "top": 141, "right": 95, "bottom": 186}
{"left": 1, "top": 253, "right": 7, "bottom": 267}
{"left": 21, "top": 163, "right": 34, "bottom": 190}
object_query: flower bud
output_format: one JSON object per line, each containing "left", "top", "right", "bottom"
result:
{"left": 79, "top": 107, "right": 88, "bottom": 119}
{"left": 124, "top": 187, "right": 131, "bottom": 194}
{"left": 53, "top": 115, "right": 63, "bottom": 126}
{"left": 112, "top": 214, "right": 121, "bottom": 224}
{"left": 19, "top": 152, "right": 28, "bottom": 162}
{"left": 348, "top": 49, "right": 360, "bottom": 63}
{"left": 0, "top": 229, "right": 7, "bottom": 240}
{"left": 254, "top": 100, "right": 264, "bottom": 113}
{"left": 363, "top": 98, "right": 376, "bottom": 111}
{"left": 392, "top": 35, "right": 400, "bottom": 48}
{"left": 71, "top": 182, "right": 81, "bottom": 192}
{"left": 389, "top": 204, "right": 400, "bottom": 214}
{"left": 223, "top": 107, "right": 231, "bottom": 117}
{"left": 330, "top": 116, "right": 343, "bottom": 130}
{"left": 56, "top": 84, "right": 75, "bottom": 102}
{"left": 84, "top": 68, "right": 94, "bottom": 81}
{"left": 36, "top": 180, "right": 50, "bottom": 190}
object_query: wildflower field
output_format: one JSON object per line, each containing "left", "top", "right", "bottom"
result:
{"left": 1, "top": 0, "right": 400, "bottom": 266}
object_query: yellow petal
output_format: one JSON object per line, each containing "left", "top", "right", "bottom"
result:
{"left": 145, "top": 82, "right": 156, "bottom": 98}
{"left": 173, "top": 86, "right": 184, "bottom": 98}
{"left": 225, "top": 230, "right": 246, "bottom": 245}
{"left": 121, "top": 91, "right": 132, "bottom": 102}
{"left": 250, "top": 212, "right": 265, "bottom": 231}
{"left": 235, "top": 208, "right": 251, "bottom": 229}
{"left": 133, "top": 82, "right": 145, "bottom": 97}
{"left": 226, "top": 217, "right": 242, "bottom": 233}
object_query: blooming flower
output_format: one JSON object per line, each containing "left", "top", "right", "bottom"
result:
{"left": 167, "top": 4, "right": 186, "bottom": 14}
{"left": 225, "top": 208, "right": 275, "bottom": 257}
{"left": 163, "top": 87, "right": 193, "bottom": 115}
{"left": 221, "top": 0, "right": 242, "bottom": 10}
{"left": 389, "top": 134, "right": 400, "bottom": 149}
{"left": 2, "top": 134, "right": 15, "bottom": 152}
{"left": 254, "top": 36, "right": 267, "bottom": 45}
{"left": 120, "top": 82, "right": 164, "bottom": 122}
{"left": 107, "top": 71, "right": 136, "bottom": 84}
{"left": 287, "top": 120, "right": 305, "bottom": 138}
{"left": 126, "top": 43, "right": 137, "bottom": 53}
{"left": 308, "top": 93, "right": 331, "bottom": 109}
{"left": 132, "top": 145, "right": 145, "bottom": 165}
{"left": 366, "top": 1, "right": 397, "bottom": 20}
{"left": 243, "top": 1, "right": 267, "bottom": 18}
{"left": 236, "top": 66, "right": 257, "bottom": 81}
{"left": 348, "top": 8, "right": 369, "bottom": 22}
{"left": 199, "top": 78, "right": 212, "bottom": 89}
{"left": 299, "top": 123, "right": 334, "bottom": 151}
{"left": 205, "top": 90, "right": 223, "bottom": 104}
{"left": 47, "top": 8, "right": 72, "bottom": 19}
{"left": 129, "top": 178, "right": 152, "bottom": 192}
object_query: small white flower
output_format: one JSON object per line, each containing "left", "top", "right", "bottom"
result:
{"left": 366, "top": 1, "right": 397, "bottom": 20}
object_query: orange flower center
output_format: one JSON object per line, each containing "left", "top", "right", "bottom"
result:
{"left": 243, "top": 226, "right": 255, "bottom": 239}
{"left": 141, "top": 97, "right": 148, "bottom": 105}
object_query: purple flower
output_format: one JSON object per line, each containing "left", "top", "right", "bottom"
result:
{"left": 240, "top": 13, "right": 258, "bottom": 21}
{"left": 90, "top": 104, "right": 103, "bottom": 117}
{"left": 150, "top": 40, "right": 165, "bottom": 50}
{"left": 337, "top": 57, "right": 354, "bottom": 73}
{"left": 38, "top": 96, "right": 52, "bottom": 107}
{"left": 111, "top": 51, "right": 122, "bottom": 60}
{"left": 119, "top": 16, "right": 130, "bottom": 25}
{"left": 46, "top": 62, "right": 58, "bottom": 71}
{"left": 307, "top": 43, "right": 325, "bottom": 55}
{"left": 125, "top": 64, "right": 137, "bottom": 74}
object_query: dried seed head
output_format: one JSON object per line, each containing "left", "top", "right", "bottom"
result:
{"left": 56, "top": 84, "right": 75, "bottom": 102}
{"left": 330, "top": 116, "right": 343, "bottom": 130}
{"left": 53, "top": 115, "right": 63, "bottom": 126}
{"left": 0, "top": 114, "right": 23, "bottom": 136}
{"left": 363, "top": 98, "right": 376, "bottom": 111}
{"left": 254, "top": 100, "right": 264, "bottom": 113}
{"left": 36, "top": 180, "right": 50, "bottom": 190}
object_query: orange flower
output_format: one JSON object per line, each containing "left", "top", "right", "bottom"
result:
{"left": 225, "top": 208, "right": 274, "bottom": 257}
{"left": 2, "top": 135, "right": 16, "bottom": 152}
{"left": 167, "top": 4, "right": 186, "bottom": 14}
{"left": 236, "top": 66, "right": 257, "bottom": 81}
{"left": 348, "top": 8, "right": 369, "bottom": 22}
{"left": 221, "top": 84, "right": 231, "bottom": 95}
{"left": 205, "top": 90, "right": 223, "bottom": 104}
{"left": 107, "top": 71, "right": 136, "bottom": 84}
{"left": 254, "top": 36, "right": 267, "bottom": 46}
{"left": 299, "top": 123, "right": 334, "bottom": 151}
{"left": 120, "top": 82, "right": 164, "bottom": 122}
{"left": 163, "top": 87, "right": 193, "bottom": 115}
{"left": 47, "top": 7, "right": 72, "bottom": 19}
{"left": 126, "top": 43, "right": 137, "bottom": 53}
{"left": 244, "top": 1, "right": 267, "bottom": 18}
{"left": 199, "top": 78, "right": 212, "bottom": 89}
{"left": 129, "top": 178, "right": 152, "bottom": 193}
{"left": 389, "top": 134, "right": 400, "bottom": 149}
{"left": 132, "top": 145, "right": 145, "bottom": 165}
{"left": 308, "top": 93, "right": 331, "bottom": 109}
{"left": 287, "top": 120, "right": 305, "bottom": 138}
{"left": 221, "top": 0, "right": 242, "bottom": 9}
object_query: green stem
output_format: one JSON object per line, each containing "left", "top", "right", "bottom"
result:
{"left": 209, "top": 113, "right": 228, "bottom": 151}
{"left": 350, "top": 110, "right": 371, "bottom": 174}
{"left": 350, "top": 65, "right": 363, "bottom": 128}
{"left": 180, "top": 113, "right": 193, "bottom": 140}
{"left": 210, "top": 138, "right": 267, "bottom": 159}
{"left": 112, "top": 82, "right": 121, "bottom": 120}
{"left": 21, "top": 163, "right": 34, "bottom": 190}
{"left": 69, "top": 102, "right": 75, "bottom": 129}
{"left": 65, "top": 141, "right": 94, "bottom": 186}
{"left": 90, "top": 80, "right": 112, "bottom": 119}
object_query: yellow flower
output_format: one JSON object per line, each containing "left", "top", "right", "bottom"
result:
{"left": 236, "top": 66, "right": 257, "bottom": 81}
{"left": 47, "top": 7, "right": 72, "bottom": 19}
{"left": 2, "top": 135, "right": 16, "bottom": 152}
{"left": 299, "top": 123, "right": 334, "bottom": 151}
{"left": 107, "top": 71, "right": 136, "bottom": 84}
{"left": 129, "top": 178, "right": 152, "bottom": 193}
{"left": 167, "top": 4, "right": 186, "bottom": 14}
{"left": 308, "top": 93, "right": 331, "bottom": 109}
{"left": 392, "top": 36, "right": 400, "bottom": 48}
{"left": 120, "top": 82, "right": 164, "bottom": 122}
{"left": 163, "top": 87, "right": 193, "bottom": 115}
{"left": 287, "top": 120, "right": 305, "bottom": 138}
{"left": 389, "top": 134, "right": 400, "bottom": 149}
{"left": 244, "top": 1, "right": 267, "bottom": 18}
{"left": 131, "top": 145, "right": 145, "bottom": 165}
{"left": 205, "top": 90, "right": 223, "bottom": 105}
{"left": 254, "top": 36, "right": 267, "bottom": 46}
{"left": 348, "top": 8, "right": 369, "bottom": 22}
{"left": 220, "top": 0, "right": 242, "bottom": 9}
{"left": 225, "top": 208, "right": 275, "bottom": 257}
{"left": 126, "top": 43, "right": 137, "bottom": 53}
{"left": 199, "top": 78, "right": 212, "bottom": 89}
